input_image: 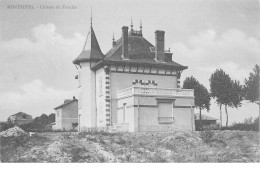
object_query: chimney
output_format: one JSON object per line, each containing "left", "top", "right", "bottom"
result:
{"left": 73, "top": 96, "right": 76, "bottom": 100}
{"left": 155, "top": 30, "right": 165, "bottom": 62}
{"left": 122, "top": 26, "right": 129, "bottom": 59}
{"left": 64, "top": 99, "right": 71, "bottom": 104}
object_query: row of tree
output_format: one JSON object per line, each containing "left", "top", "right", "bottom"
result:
{"left": 19, "top": 113, "right": 55, "bottom": 131}
{"left": 183, "top": 64, "right": 259, "bottom": 128}
{"left": 0, "top": 113, "right": 55, "bottom": 132}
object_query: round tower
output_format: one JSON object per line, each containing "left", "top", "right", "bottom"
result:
{"left": 73, "top": 24, "right": 104, "bottom": 131}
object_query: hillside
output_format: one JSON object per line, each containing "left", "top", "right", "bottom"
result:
{"left": 0, "top": 128, "right": 259, "bottom": 162}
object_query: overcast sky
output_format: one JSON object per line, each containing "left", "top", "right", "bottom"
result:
{"left": 0, "top": 0, "right": 259, "bottom": 124}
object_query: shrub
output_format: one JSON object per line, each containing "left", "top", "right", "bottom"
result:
{"left": 77, "top": 128, "right": 117, "bottom": 139}
{"left": 72, "top": 123, "right": 78, "bottom": 131}
{"left": 200, "top": 126, "right": 215, "bottom": 143}
{"left": 222, "top": 116, "right": 259, "bottom": 131}
{"left": 61, "top": 133, "right": 72, "bottom": 140}
{"left": 115, "top": 137, "right": 126, "bottom": 145}
{"left": 211, "top": 133, "right": 227, "bottom": 147}
{"left": 0, "top": 121, "right": 14, "bottom": 132}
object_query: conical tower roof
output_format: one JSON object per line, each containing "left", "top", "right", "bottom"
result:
{"left": 73, "top": 25, "right": 104, "bottom": 65}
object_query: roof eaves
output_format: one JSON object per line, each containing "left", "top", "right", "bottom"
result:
{"left": 54, "top": 99, "right": 78, "bottom": 110}
{"left": 92, "top": 60, "right": 187, "bottom": 71}
{"left": 194, "top": 114, "right": 218, "bottom": 120}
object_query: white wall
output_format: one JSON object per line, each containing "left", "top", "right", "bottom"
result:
{"left": 110, "top": 72, "right": 178, "bottom": 124}
{"left": 78, "top": 62, "right": 97, "bottom": 130}
{"left": 54, "top": 109, "right": 62, "bottom": 129}
{"left": 117, "top": 95, "right": 195, "bottom": 132}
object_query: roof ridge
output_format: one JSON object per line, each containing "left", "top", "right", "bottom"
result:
{"left": 54, "top": 99, "right": 78, "bottom": 110}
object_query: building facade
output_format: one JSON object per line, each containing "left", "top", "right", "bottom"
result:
{"left": 73, "top": 22, "right": 195, "bottom": 132}
{"left": 8, "top": 112, "right": 33, "bottom": 125}
{"left": 53, "top": 97, "right": 78, "bottom": 130}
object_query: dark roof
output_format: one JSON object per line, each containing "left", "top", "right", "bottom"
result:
{"left": 194, "top": 114, "right": 218, "bottom": 121}
{"left": 73, "top": 26, "right": 187, "bottom": 70}
{"left": 54, "top": 99, "right": 78, "bottom": 110}
{"left": 11, "top": 112, "right": 32, "bottom": 118}
{"left": 73, "top": 26, "right": 104, "bottom": 65}
{"left": 92, "top": 31, "right": 187, "bottom": 70}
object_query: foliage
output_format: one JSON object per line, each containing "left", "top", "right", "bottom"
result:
{"left": 0, "top": 134, "right": 30, "bottom": 162}
{"left": 200, "top": 126, "right": 215, "bottom": 143}
{"left": 0, "top": 113, "right": 56, "bottom": 132}
{"left": 222, "top": 116, "right": 259, "bottom": 131}
{"left": 244, "top": 64, "right": 259, "bottom": 103}
{"left": 229, "top": 80, "right": 243, "bottom": 108}
{"left": 48, "top": 113, "right": 55, "bottom": 124}
{"left": 210, "top": 69, "right": 232, "bottom": 105}
{"left": 72, "top": 123, "right": 78, "bottom": 131}
{"left": 183, "top": 76, "right": 211, "bottom": 120}
{"left": 0, "top": 121, "right": 15, "bottom": 132}
{"left": 209, "top": 69, "right": 244, "bottom": 127}
{"left": 1, "top": 129, "right": 259, "bottom": 162}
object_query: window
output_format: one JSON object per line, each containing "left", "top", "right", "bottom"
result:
{"left": 123, "top": 103, "right": 126, "bottom": 123}
{"left": 157, "top": 99, "right": 175, "bottom": 124}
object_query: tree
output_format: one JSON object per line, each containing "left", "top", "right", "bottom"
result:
{"left": 48, "top": 113, "right": 55, "bottom": 124}
{"left": 183, "top": 76, "right": 211, "bottom": 121}
{"left": 72, "top": 123, "right": 78, "bottom": 131}
{"left": 210, "top": 69, "right": 232, "bottom": 128}
{"left": 225, "top": 80, "right": 243, "bottom": 126}
{"left": 0, "top": 120, "right": 14, "bottom": 132}
{"left": 32, "top": 114, "right": 49, "bottom": 131}
{"left": 230, "top": 80, "right": 243, "bottom": 108}
{"left": 244, "top": 64, "right": 259, "bottom": 104}
{"left": 210, "top": 69, "right": 244, "bottom": 127}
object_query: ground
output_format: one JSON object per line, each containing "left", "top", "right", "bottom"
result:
{"left": 0, "top": 129, "right": 259, "bottom": 163}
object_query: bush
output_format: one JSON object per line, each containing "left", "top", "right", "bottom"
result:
{"left": 200, "top": 126, "right": 215, "bottom": 143}
{"left": 77, "top": 128, "right": 117, "bottom": 138}
{"left": 222, "top": 117, "right": 259, "bottom": 131}
{"left": 211, "top": 133, "right": 227, "bottom": 147}
{"left": 0, "top": 121, "right": 15, "bottom": 132}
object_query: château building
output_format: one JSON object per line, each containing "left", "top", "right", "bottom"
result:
{"left": 73, "top": 20, "right": 195, "bottom": 132}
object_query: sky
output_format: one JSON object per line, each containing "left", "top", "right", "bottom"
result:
{"left": 0, "top": 0, "right": 259, "bottom": 125}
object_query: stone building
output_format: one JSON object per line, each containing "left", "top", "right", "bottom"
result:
{"left": 73, "top": 21, "right": 195, "bottom": 132}
{"left": 8, "top": 112, "right": 33, "bottom": 125}
{"left": 53, "top": 97, "right": 78, "bottom": 130}
{"left": 194, "top": 113, "right": 218, "bottom": 130}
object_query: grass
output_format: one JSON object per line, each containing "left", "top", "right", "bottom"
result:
{"left": 0, "top": 129, "right": 259, "bottom": 163}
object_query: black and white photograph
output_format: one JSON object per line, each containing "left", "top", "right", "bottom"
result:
{"left": 0, "top": 0, "right": 259, "bottom": 164}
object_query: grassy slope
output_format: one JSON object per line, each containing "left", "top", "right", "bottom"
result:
{"left": 0, "top": 130, "right": 259, "bottom": 163}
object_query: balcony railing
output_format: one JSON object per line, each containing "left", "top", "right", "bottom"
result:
{"left": 158, "top": 117, "right": 174, "bottom": 124}
{"left": 117, "top": 86, "right": 194, "bottom": 98}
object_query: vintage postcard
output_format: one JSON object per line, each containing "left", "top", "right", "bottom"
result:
{"left": 0, "top": 0, "right": 259, "bottom": 163}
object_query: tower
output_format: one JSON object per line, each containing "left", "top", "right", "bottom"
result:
{"left": 73, "top": 21, "right": 104, "bottom": 131}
